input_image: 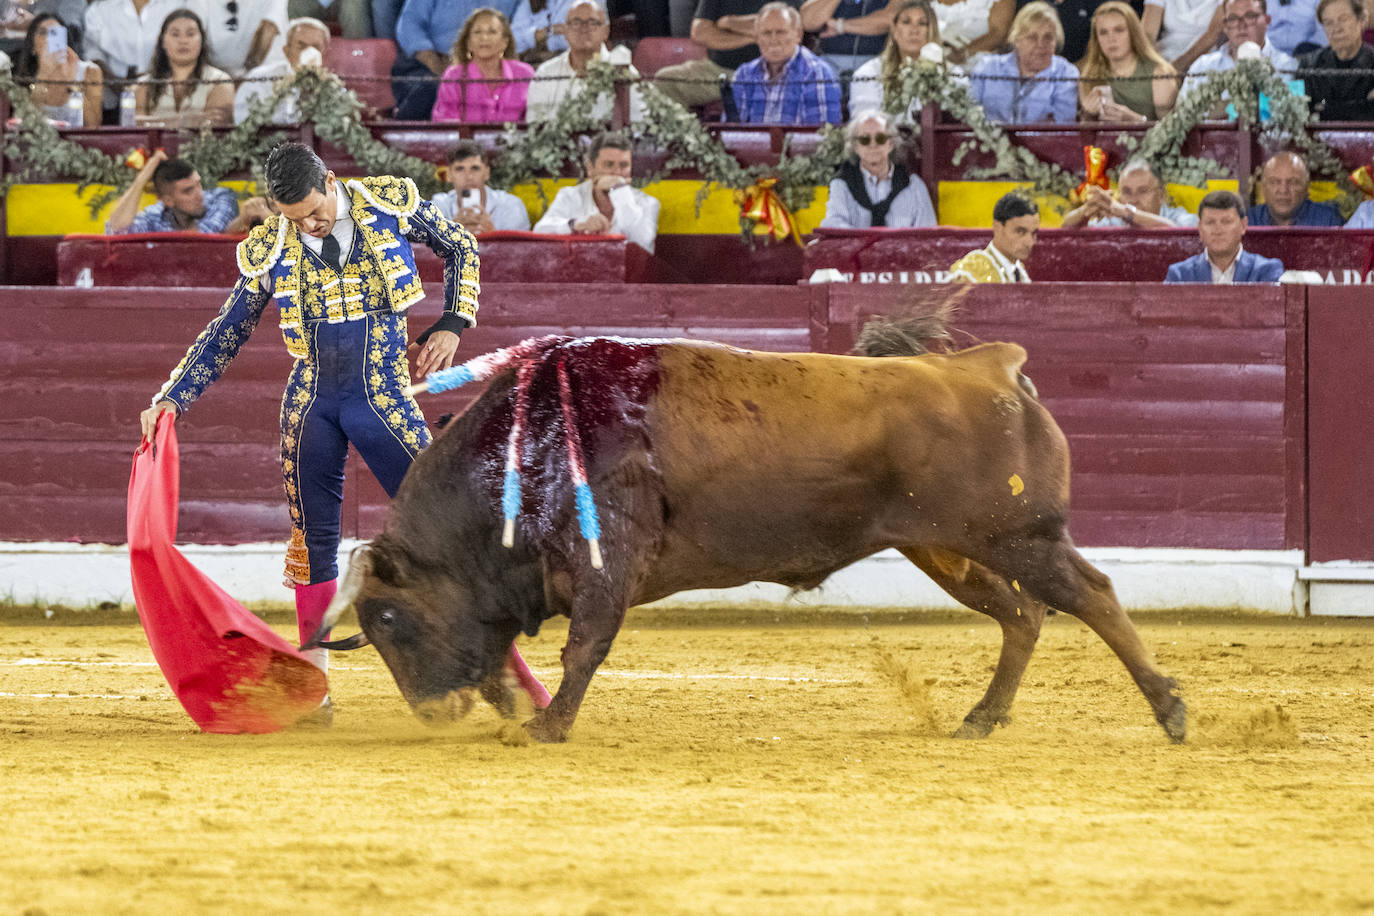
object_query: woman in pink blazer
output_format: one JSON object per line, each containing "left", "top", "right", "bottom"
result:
{"left": 432, "top": 8, "right": 535, "bottom": 122}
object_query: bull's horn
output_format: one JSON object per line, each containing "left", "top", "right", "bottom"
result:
{"left": 300, "top": 548, "right": 372, "bottom": 649}
{"left": 317, "top": 632, "right": 371, "bottom": 651}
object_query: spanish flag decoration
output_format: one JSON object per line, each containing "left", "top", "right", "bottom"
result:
{"left": 737, "top": 177, "right": 803, "bottom": 247}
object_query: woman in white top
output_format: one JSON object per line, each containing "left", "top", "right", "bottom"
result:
{"left": 14, "top": 13, "right": 103, "bottom": 126}
{"left": 1142, "top": 0, "right": 1223, "bottom": 71}
{"left": 135, "top": 8, "right": 234, "bottom": 127}
{"left": 849, "top": 0, "right": 965, "bottom": 114}
{"left": 934, "top": 0, "right": 1014, "bottom": 64}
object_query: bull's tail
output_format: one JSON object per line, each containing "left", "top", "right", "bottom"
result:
{"left": 853, "top": 287, "right": 967, "bottom": 358}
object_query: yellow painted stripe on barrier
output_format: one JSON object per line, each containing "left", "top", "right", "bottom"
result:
{"left": 4, "top": 177, "right": 1340, "bottom": 237}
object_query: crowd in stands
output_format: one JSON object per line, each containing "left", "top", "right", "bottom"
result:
{"left": 1, "top": 0, "right": 1373, "bottom": 277}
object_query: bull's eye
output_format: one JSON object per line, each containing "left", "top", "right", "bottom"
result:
{"left": 378, "top": 610, "right": 397, "bottom": 627}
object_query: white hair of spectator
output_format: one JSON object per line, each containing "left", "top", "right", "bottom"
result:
{"left": 287, "top": 17, "right": 331, "bottom": 45}
{"left": 844, "top": 108, "right": 897, "bottom": 152}
{"left": 566, "top": 0, "right": 609, "bottom": 20}
{"left": 1119, "top": 158, "right": 1163, "bottom": 185}
{"left": 757, "top": 1, "right": 803, "bottom": 28}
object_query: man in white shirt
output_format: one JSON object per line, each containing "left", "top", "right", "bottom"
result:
{"left": 234, "top": 16, "right": 329, "bottom": 123}
{"left": 525, "top": 0, "right": 645, "bottom": 122}
{"left": 949, "top": 193, "right": 1038, "bottom": 283}
{"left": 430, "top": 141, "right": 531, "bottom": 233}
{"left": 201, "top": 0, "right": 291, "bottom": 78}
{"left": 84, "top": 0, "right": 183, "bottom": 117}
{"left": 1060, "top": 159, "right": 1199, "bottom": 229}
{"left": 1180, "top": 0, "right": 1298, "bottom": 112}
{"left": 533, "top": 131, "right": 660, "bottom": 252}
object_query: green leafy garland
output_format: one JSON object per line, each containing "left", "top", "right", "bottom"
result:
{"left": 885, "top": 59, "right": 1079, "bottom": 198}
{"left": 0, "top": 59, "right": 1359, "bottom": 231}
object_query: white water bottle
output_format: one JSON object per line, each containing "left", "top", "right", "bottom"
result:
{"left": 119, "top": 84, "right": 137, "bottom": 127}
{"left": 61, "top": 87, "right": 84, "bottom": 127}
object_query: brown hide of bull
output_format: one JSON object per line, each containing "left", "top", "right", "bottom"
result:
{"left": 330, "top": 336, "right": 1186, "bottom": 745}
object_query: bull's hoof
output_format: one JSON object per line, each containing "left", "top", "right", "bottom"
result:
{"left": 523, "top": 714, "right": 569, "bottom": 744}
{"left": 952, "top": 711, "right": 1010, "bottom": 739}
{"left": 478, "top": 677, "right": 517, "bottom": 719}
{"left": 1158, "top": 697, "right": 1187, "bottom": 744}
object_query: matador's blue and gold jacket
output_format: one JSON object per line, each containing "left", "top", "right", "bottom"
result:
{"left": 153, "top": 175, "right": 480, "bottom": 410}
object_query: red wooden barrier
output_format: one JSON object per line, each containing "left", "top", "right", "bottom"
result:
{"left": 822, "top": 283, "right": 1303, "bottom": 550}
{"left": 55, "top": 231, "right": 673, "bottom": 287}
{"left": 805, "top": 227, "right": 1374, "bottom": 283}
{"left": 1306, "top": 285, "right": 1374, "bottom": 563}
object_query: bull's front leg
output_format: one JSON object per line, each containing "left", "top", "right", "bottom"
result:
{"left": 524, "top": 591, "right": 627, "bottom": 743}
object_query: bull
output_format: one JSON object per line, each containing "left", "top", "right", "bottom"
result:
{"left": 308, "top": 324, "right": 1186, "bottom": 744}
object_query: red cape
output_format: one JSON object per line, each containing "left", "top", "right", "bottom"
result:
{"left": 127, "top": 417, "right": 328, "bottom": 733}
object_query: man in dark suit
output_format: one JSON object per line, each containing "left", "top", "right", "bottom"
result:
{"left": 1165, "top": 190, "right": 1285, "bottom": 283}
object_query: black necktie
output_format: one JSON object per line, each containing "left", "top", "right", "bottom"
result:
{"left": 320, "top": 234, "right": 341, "bottom": 272}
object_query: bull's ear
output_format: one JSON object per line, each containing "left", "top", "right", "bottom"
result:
{"left": 369, "top": 541, "right": 410, "bottom": 588}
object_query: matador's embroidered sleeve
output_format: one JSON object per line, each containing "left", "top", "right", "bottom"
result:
{"left": 405, "top": 197, "right": 480, "bottom": 344}
{"left": 152, "top": 274, "right": 272, "bottom": 413}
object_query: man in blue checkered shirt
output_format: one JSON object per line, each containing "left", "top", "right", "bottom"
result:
{"left": 106, "top": 150, "right": 269, "bottom": 235}
{"left": 731, "top": 1, "right": 842, "bottom": 125}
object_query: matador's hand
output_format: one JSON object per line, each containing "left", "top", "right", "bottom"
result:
{"left": 412, "top": 330, "right": 460, "bottom": 379}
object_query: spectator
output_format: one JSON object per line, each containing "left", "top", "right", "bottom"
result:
{"left": 849, "top": 0, "right": 965, "bottom": 115}
{"left": 288, "top": 0, "right": 371, "bottom": 38}
{"left": 533, "top": 131, "right": 661, "bottom": 252}
{"left": 431, "top": 141, "right": 532, "bottom": 231}
{"left": 3, "top": 0, "right": 90, "bottom": 56}
{"left": 1346, "top": 197, "right": 1374, "bottom": 228}
{"left": 233, "top": 16, "right": 329, "bottom": 123}
{"left": 1060, "top": 158, "right": 1198, "bottom": 227}
{"left": 934, "top": 0, "right": 1015, "bottom": 64}
{"left": 1165, "top": 189, "right": 1284, "bottom": 282}
{"left": 731, "top": 1, "right": 842, "bottom": 124}
{"left": 1265, "top": 0, "right": 1323, "bottom": 53}
{"left": 949, "top": 192, "right": 1039, "bottom": 282}
{"left": 1299, "top": 0, "right": 1374, "bottom": 121}
{"left": 800, "top": 0, "right": 893, "bottom": 79}
{"left": 1078, "top": 1, "right": 1178, "bottom": 122}
{"left": 371, "top": 0, "right": 403, "bottom": 40}
{"left": 200, "top": 0, "right": 290, "bottom": 78}
{"left": 820, "top": 109, "right": 937, "bottom": 227}
{"left": 13, "top": 14, "right": 104, "bottom": 127}
{"left": 433, "top": 8, "right": 535, "bottom": 121}
{"left": 1013, "top": 0, "right": 1106, "bottom": 63}
{"left": 84, "top": 0, "right": 182, "bottom": 120}
{"left": 653, "top": 0, "right": 794, "bottom": 110}
{"left": 525, "top": 0, "right": 645, "bottom": 122}
{"left": 511, "top": 0, "right": 576, "bottom": 61}
{"left": 1248, "top": 150, "right": 1343, "bottom": 226}
{"left": 393, "top": 0, "right": 520, "bottom": 119}
{"left": 1180, "top": 0, "right": 1298, "bottom": 108}
{"left": 133, "top": 9, "right": 233, "bottom": 127}
{"left": 105, "top": 150, "right": 270, "bottom": 234}
{"left": 969, "top": 1, "right": 1078, "bottom": 123}
{"left": 1143, "top": 0, "right": 1223, "bottom": 71}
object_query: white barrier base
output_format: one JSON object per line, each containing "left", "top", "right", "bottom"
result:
{"left": 0, "top": 541, "right": 1313, "bottom": 615}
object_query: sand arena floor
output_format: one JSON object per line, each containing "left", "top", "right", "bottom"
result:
{"left": 2, "top": 606, "right": 1373, "bottom": 915}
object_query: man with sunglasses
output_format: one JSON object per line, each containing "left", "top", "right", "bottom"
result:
{"left": 820, "top": 110, "right": 936, "bottom": 228}
{"left": 1179, "top": 0, "right": 1297, "bottom": 110}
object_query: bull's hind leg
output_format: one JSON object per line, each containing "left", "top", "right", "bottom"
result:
{"left": 984, "top": 535, "right": 1186, "bottom": 743}
{"left": 900, "top": 547, "right": 1050, "bottom": 739}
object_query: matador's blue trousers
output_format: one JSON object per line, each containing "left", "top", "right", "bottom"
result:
{"left": 280, "top": 313, "right": 431, "bottom": 585}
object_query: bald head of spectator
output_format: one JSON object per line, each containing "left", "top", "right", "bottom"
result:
{"left": 1257, "top": 151, "right": 1311, "bottom": 226}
